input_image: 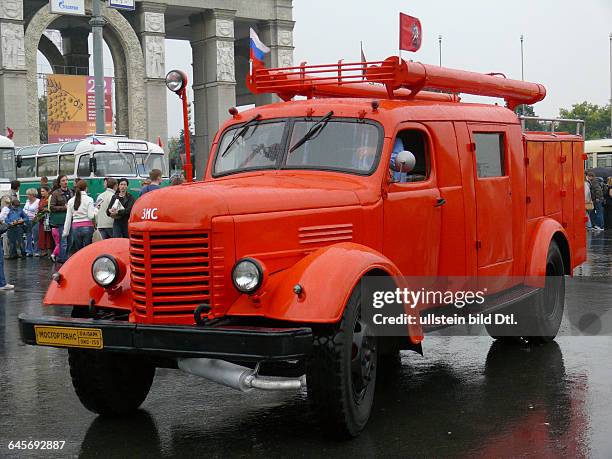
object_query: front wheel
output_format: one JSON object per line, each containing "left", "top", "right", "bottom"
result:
{"left": 68, "top": 349, "right": 155, "bottom": 416}
{"left": 306, "top": 281, "right": 377, "bottom": 438}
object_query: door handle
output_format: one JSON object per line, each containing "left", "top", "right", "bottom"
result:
{"left": 434, "top": 197, "right": 446, "bottom": 207}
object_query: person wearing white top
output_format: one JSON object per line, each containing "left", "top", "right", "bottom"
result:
{"left": 0, "top": 195, "right": 14, "bottom": 290}
{"left": 23, "top": 188, "right": 40, "bottom": 256}
{"left": 63, "top": 180, "right": 98, "bottom": 254}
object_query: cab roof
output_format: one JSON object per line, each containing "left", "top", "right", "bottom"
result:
{"left": 0, "top": 135, "right": 14, "bottom": 148}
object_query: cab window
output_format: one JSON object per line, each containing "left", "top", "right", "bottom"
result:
{"left": 390, "top": 129, "right": 429, "bottom": 183}
{"left": 474, "top": 133, "right": 505, "bottom": 177}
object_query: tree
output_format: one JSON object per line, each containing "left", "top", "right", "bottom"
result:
{"left": 557, "top": 101, "right": 611, "bottom": 140}
{"left": 39, "top": 95, "right": 48, "bottom": 143}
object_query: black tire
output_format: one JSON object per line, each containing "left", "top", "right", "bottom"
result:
{"left": 306, "top": 281, "right": 377, "bottom": 438}
{"left": 68, "top": 349, "right": 155, "bottom": 416}
{"left": 485, "top": 240, "right": 565, "bottom": 343}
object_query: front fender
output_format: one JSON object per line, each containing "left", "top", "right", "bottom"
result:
{"left": 226, "top": 242, "right": 402, "bottom": 323}
{"left": 525, "top": 218, "right": 570, "bottom": 281}
{"left": 44, "top": 239, "right": 132, "bottom": 311}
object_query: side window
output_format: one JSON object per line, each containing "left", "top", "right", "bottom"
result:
{"left": 77, "top": 155, "right": 90, "bottom": 177}
{"left": 37, "top": 155, "right": 58, "bottom": 177}
{"left": 59, "top": 154, "right": 75, "bottom": 176}
{"left": 474, "top": 133, "right": 505, "bottom": 177}
{"left": 391, "top": 129, "right": 429, "bottom": 183}
{"left": 16, "top": 157, "right": 35, "bottom": 178}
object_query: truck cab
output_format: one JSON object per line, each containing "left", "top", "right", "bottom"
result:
{"left": 19, "top": 56, "right": 586, "bottom": 438}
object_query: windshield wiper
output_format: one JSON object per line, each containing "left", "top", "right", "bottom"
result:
{"left": 221, "top": 114, "right": 262, "bottom": 157}
{"left": 289, "top": 111, "right": 334, "bottom": 153}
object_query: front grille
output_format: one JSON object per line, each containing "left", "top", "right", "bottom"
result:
{"left": 130, "top": 231, "right": 211, "bottom": 317}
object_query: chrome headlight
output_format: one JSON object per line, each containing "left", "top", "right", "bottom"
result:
{"left": 232, "top": 258, "right": 263, "bottom": 293}
{"left": 92, "top": 255, "right": 119, "bottom": 287}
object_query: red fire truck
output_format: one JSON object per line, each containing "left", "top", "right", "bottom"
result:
{"left": 20, "top": 56, "right": 586, "bottom": 438}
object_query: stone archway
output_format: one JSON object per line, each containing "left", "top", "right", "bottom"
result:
{"left": 24, "top": 1, "right": 146, "bottom": 144}
{"left": 37, "top": 35, "right": 65, "bottom": 73}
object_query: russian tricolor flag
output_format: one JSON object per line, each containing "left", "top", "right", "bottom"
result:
{"left": 249, "top": 28, "right": 270, "bottom": 68}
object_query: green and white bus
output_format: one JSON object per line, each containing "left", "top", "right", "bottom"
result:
{"left": 585, "top": 139, "right": 612, "bottom": 169}
{"left": 0, "top": 134, "right": 16, "bottom": 196}
{"left": 14, "top": 135, "right": 168, "bottom": 201}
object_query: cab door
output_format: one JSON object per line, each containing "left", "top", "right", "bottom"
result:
{"left": 468, "top": 125, "right": 513, "bottom": 276}
{"left": 383, "top": 126, "right": 441, "bottom": 276}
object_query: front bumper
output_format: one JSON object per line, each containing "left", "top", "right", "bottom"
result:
{"left": 18, "top": 314, "right": 312, "bottom": 361}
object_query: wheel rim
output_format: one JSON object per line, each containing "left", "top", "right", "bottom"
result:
{"left": 351, "top": 315, "right": 376, "bottom": 404}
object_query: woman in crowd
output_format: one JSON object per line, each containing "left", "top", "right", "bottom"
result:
{"left": 36, "top": 186, "right": 53, "bottom": 257}
{"left": 63, "top": 180, "right": 97, "bottom": 253}
{"left": 23, "top": 188, "right": 40, "bottom": 257}
{"left": 49, "top": 175, "right": 74, "bottom": 263}
{"left": 108, "top": 178, "right": 135, "bottom": 238}
{"left": 0, "top": 198, "right": 14, "bottom": 290}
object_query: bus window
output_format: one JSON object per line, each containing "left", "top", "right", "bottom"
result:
{"left": 93, "top": 152, "right": 135, "bottom": 177}
{"left": 17, "top": 146, "right": 39, "bottom": 157}
{"left": 38, "top": 144, "right": 61, "bottom": 155}
{"left": 77, "top": 155, "right": 91, "bottom": 177}
{"left": 135, "top": 153, "right": 167, "bottom": 177}
{"left": 59, "top": 154, "right": 75, "bottom": 176}
{"left": 60, "top": 141, "right": 80, "bottom": 153}
{"left": 37, "top": 155, "right": 58, "bottom": 177}
{"left": 0, "top": 148, "right": 16, "bottom": 180}
{"left": 16, "top": 157, "right": 35, "bottom": 178}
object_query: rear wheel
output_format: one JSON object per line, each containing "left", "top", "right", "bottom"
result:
{"left": 485, "top": 240, "right": 565, "bottom": 343}
{"left": 306, "top": 281, "right": 377, "bottom": 438}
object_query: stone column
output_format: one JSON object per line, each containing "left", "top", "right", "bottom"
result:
{"left": 0, "top": 0, "right": 27, "bottom": 145}
{"left": 190, "top": 9, "right": 236, "bottom": 179}
{"left": 61, "top": 28, "right": 89, "bottom": 75}
{"left": 136, "top": 2, "right": 167, "bottom": 147}
{"left": 254, "top": 19, "right": 295, "bottom": 107}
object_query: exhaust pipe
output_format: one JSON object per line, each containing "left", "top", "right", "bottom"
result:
{"left": 177, "top": 358, "right": 306, "bottom": 392}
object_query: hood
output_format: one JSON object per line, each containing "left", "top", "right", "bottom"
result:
{"left": 131, "top": 172, "right": 367, "bottom": 229}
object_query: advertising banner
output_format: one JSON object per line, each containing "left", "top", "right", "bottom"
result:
{"left": 47, "top": 74, "right": 113, "bottom": 143}
{"left": 49, "top": 0, "right": 86, "bottom": 16}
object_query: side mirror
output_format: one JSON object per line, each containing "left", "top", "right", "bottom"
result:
{"left": 89, "top": 157, "right": 97, "bottom": 174}
{"left": 395, "top": 150, "right": 416, "bottom": 173}
{"left": 16, "top": 155, "right": 22, "bottom": 168}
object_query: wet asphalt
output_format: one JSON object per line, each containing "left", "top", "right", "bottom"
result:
{"left": 0, "top": 231, "right": 611, "bottom": 458}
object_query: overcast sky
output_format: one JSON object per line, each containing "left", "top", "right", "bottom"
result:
{"left": 38, "top": 1, "right": 612, "bottom": 138}
{"left": 165, "top": 0, "right": 611, "bottom": 136}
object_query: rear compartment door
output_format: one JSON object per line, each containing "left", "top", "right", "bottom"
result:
{"left": 468, "top": 125, "right": 513, "bottom": 273}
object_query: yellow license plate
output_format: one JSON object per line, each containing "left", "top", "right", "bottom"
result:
{"left": 34, "top": 326, "right": 103, "bottom": 349}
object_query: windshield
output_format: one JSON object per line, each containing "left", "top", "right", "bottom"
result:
{"left": 0, "top": 148, "right": 16, "bottom": 180}
{"left": 135, "top": 153, "right": 168, "bottom": 177}
{"left": 213, "top": 119, "right": 381, "bottom": 176}
{"left": 214, "top": 121, "right": 285, "bottom": 175}
{"left": 93, "top": 151, "right": 135, "bottom": 177}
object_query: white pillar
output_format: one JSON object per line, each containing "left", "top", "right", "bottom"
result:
{"left": 190, "top": 9, "right": 236, "bottom": 179}
{"left": 137, "top": 3, "right": 168, "bottom": 146}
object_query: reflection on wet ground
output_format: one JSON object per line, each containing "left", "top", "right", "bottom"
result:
{"left": 0, "top": 231, "right": 611, "bottom": 457}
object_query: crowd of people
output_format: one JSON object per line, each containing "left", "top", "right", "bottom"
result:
{"left": 585, "top": 171, "right": 612, "bottom": 231}
{"left": 0, "top": 168, "right": 171, "bottom": 290}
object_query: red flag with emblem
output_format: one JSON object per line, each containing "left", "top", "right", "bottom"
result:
{"left": 6, "top": 127, "right": 14, "bottom": 139}
{"left": 399, "top": 13, "right": 422, "bottom": 52}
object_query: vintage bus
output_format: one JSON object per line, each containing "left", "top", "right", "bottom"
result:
{"left": 584, "top": 138, "right": 612, "bottom": 169}
{"left": 0, "top": 134, "right": 16, "bottom": 196}
{"left": 15, "top": 135, "right": 169, "bottom": 201}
